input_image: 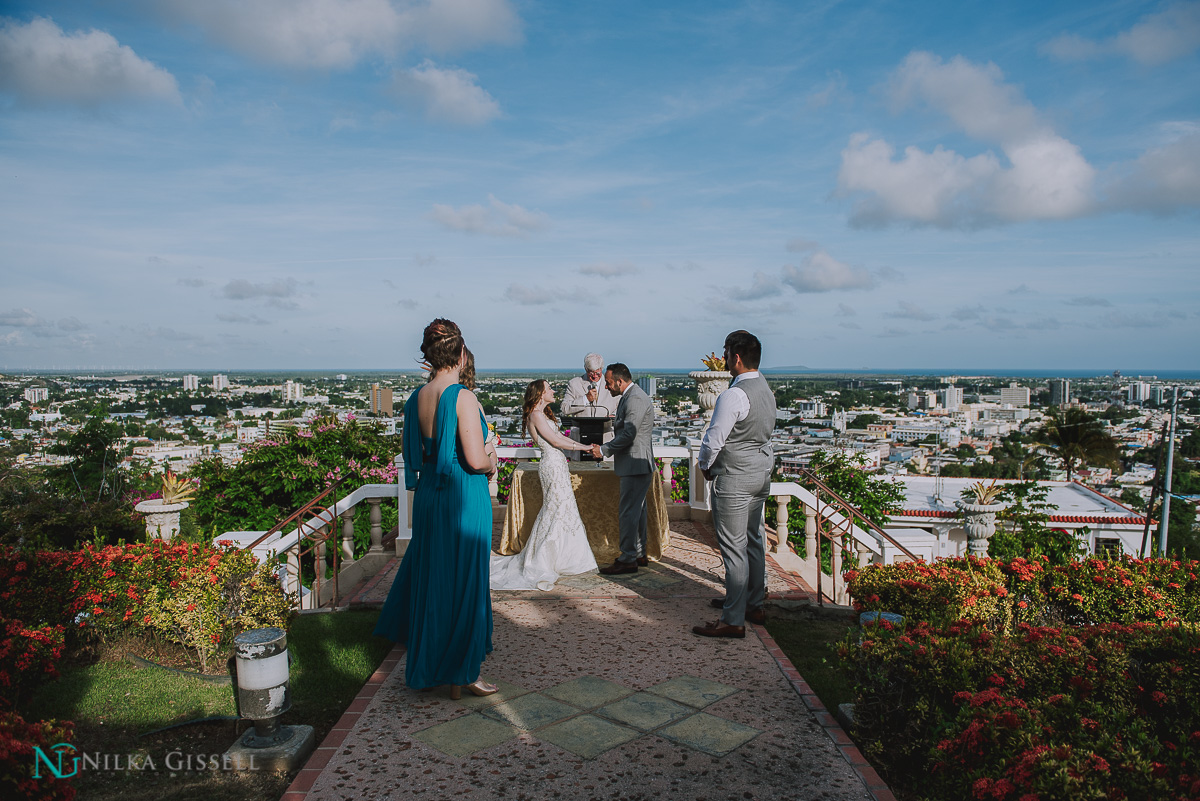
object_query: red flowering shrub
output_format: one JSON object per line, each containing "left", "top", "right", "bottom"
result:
{"left": 845, "top": 557, "right": 1012, "bottom": 629}
{"left": 0, "top": 711, "right": 75, "bottom": 800}
{"left": 0, "top": 619, "right": 65, "bottom": 709}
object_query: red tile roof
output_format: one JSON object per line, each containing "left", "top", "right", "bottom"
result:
{"left": 896, "top": 509, "right": 1148, "bottom": 525}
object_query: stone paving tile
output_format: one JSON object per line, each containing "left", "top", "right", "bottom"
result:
{"left": 657, "top": 711, "right": 762, "bottom": 757}
{"left": 451, "top": 677, "right": 530, "bottom": 710}
{"left": 647, "top": 674, "right": 741, "bottom": 709}
{"left": 543, "top": 675, "right": 632, "bottom": 709}
{"left": 595, "top": 691, "right": 695, "bottom": 731}
{"left": 411, "top": 713, "right": 520, "bottom": 758}
{"left": 537, "top": 714, "right": 641, "bottom": 759}
{"left": 480, "top": 692, "right": 580, "bottom": 731}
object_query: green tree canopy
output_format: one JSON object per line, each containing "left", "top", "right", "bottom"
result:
{"left": 1032, "top": 407, "right": 1121, "bottom": 482}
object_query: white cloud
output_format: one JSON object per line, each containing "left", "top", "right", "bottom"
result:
{"left": 391, "top": 60, "right": 500, "bottom": 124}
{"left": 579, "top": 262, "right": 637, "bottom": 278}
{"left": 220, "top": 278, "right": 298, "bottom": 300}
{"left": 0, "top": 17, "right": 180, "bottom": 107}
{"left": 504, "top": 284, "right": 554, "bottom": 305}
{"left": 1105, "top": 131, "right": 1200, "bottom": 213}
{"left": 837, "top": 52, "right": 1095, "bottom": 228}
{"left": 836, "top": 303, "right": 856, "bottom": 317}
{"left": 1043, "top": 2, "right": 1200, "bottom": 65}
{"left": 727, "top": 271, "right": 781, "bottom": 301}
{"left": 0, "top": 307, "right": 42, "bottom": 327}
{"left": 888, "top": 301, "right": 937, "bottom": 322}
{"left": 155, "top": 0, "right": 520, "bottom": 69}
{"left": 57, "top": 317, "right": 86, "bottom": 332}
{"left": 431, "top": 194, "right": 548, "bottom": 237}
{"left": 781, "top": 251, "right": 875, "bottom": 293}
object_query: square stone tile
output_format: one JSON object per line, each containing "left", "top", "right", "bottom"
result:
{"left": 543, "top": 676, "right": 632, "bottom": 710}
{"left": 657, "top": 712, "right": 761, "bottom": 756}
{"left": 556, "top": 571, "right": 607, "bottom": 589}
{"left": 537, "top": 714, "right": 641, "bottom": 759}
{"left": 595, "top": 692, "right": 695, "bottom": 731}
{"left": 452, "top": 678, "right": 530, "bottom": 710}
{"left": 625, "top": 571, "right": 683, "bottom": 590}
{"left": 647, "top": 675, "right": 740, "bottom": 708}
{"left": 412, "top": 713, "right": 519, "bottom": 758}
{"left": 480, "top": 692, "right": 579, "bottom": 731}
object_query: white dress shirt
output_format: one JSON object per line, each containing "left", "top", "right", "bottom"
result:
{"left": 698, "top": 371, "right": 761, "bottom": 471}
{"left": 562, "top": 374, "right": 618, "bottom": 417}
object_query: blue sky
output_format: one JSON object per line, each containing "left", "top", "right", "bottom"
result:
{"left": 1, "top": 0, "right": 1198, "bottom": 371}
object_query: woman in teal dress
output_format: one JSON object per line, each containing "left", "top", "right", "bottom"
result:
{"left": 374, "top": 319, "right": 499, "bottom": 699}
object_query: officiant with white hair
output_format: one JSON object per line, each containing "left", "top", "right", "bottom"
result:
{"left": 562, "top": 352, "right": 618, "bottom": 418}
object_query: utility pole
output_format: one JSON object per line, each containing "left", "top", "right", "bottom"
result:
{"left": 1156, "top": 386, "right": 1178, "bottom": 557}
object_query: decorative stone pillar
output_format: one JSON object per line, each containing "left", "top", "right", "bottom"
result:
{"left": 340, "top": 508, "right": 356, "bottom": 565}
{"left": 660, "top": 460, "right": 673, "bottom": 503}
{"left": 689, "top": 370, "right": 732, "bottom": 424}
{"left": 367, "top": 498, "right": 384, "bottom": 553}
{"left": 804, "top": 505, "right": 818, "bottom": 562}
{"left": 134, "top": 499, "right": 189, "bottom": 541}
{"left": 958, "top": 501, "right": 1004, "bottom": 557}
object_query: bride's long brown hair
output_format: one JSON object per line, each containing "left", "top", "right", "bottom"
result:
{"left": 521, "top": 379, "right": 557, "bottom": 437}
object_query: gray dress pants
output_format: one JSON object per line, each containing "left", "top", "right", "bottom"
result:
{"left": 710, "top": 471, "right": 771, "bottom": 626}
{"left": 617, "top": 472, "right": 654, "bottom": 564}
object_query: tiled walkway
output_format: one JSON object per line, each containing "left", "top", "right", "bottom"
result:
{"left": 289, "top": 519, "right": 890, "bottom": 801}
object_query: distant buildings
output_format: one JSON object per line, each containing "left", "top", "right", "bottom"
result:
{"left": 1049, "top": 378, "right": 1070, "bottom": 406}
{"left": 182, "top": 374, "right": 200, "bottom": 391}
{"left": 939, "top": 386, "right": 963, "bottom": 412}
{"left": 23, "top": 387, "right": 49, "bottom": 403}
{"left": 637, "top": 376, "right": 657, "bottom": 397}
{"left": 370, "top": 384, "right": 394, "bottom": 417}
{"left": 999, "top": 383, "right": 1030, "bottom": 407}
{"left": 212, "top": 374, "right": 230, "bottom": 392}
{"left": 907, "top": 391, "right": 938, "bottom": 410}
{"left": 283, "top": 380, "right": 304, "bottom": 402}
{"left": 1128, "top": 382, "right": 1150, "bottom": 403}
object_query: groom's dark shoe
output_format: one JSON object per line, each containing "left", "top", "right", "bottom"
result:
{"left": 708, "top": 598, "right": 766, "bottom": 625}
{"left": 636, "top": 556, "right": 649, "bottom": 567}
{"left": 600, "top": 560, "right": 638, "bottom": 575}
{"left": 692, "top": 620, "right": 745, "bottom": 639}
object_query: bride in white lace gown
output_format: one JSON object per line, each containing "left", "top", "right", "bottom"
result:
{"left": 491, "top": 380, "right": 598, "bottom": 591}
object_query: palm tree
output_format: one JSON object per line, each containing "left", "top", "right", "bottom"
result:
{"left": 1032, "top": 407, "right": 1121, "bottom": 482}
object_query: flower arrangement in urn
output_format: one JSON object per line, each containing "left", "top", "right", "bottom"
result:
{"left": 690, "top": 351, "right": 732, "bottom": 423}
{"left": 957, "top": 479, "right": 1006, "bottom": 556}
{"left": 134, "top": 471, "right": 195, "bottom": 541}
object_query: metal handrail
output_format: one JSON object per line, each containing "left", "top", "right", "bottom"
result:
{"left": 244, "top": 476, "right": 350, "bottom": 550}
{"left": 796, "top": 468, "right": 920, "bottom": 561}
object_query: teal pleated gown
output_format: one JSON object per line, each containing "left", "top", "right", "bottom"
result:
{"left": 374, "top": 384, "right": 494, "bottom": 688}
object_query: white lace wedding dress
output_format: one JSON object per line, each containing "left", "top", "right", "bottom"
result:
{"left": 490, "top": 429, "right": 598, "bottom": 591}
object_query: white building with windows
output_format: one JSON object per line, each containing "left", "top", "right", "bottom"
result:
{"left": 212, "top": 374, "right": 230, "bottom": 392}
{"left": 23, "top": 387, "right": 49, "bottom": 403}
{"left": 284, "top": 380, "right": 304, "bottom": 402}
{"left": 998, "top": 383, "right": 1030, "bottom": 407}
{"left": 182, "top": 374, "right": 200, "bottom": 391}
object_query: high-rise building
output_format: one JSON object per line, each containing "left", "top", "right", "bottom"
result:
{"left": 637, "top": 375, "right": 656, "bottom": 397}
{"left": 1127, "top": 382, "right": 1150, "bottom": 403}
{"left": 1150, "top": 385, "right": 1166, "bottom": 405}
{"left": 999, "top": 383, "right": 1030, "bottom": 407}
{"left": 212, "top": 374, "right": 230, "bottom": 391}
{"left": 938, "top": 386, "right": 963, "bottom": 412}
{"left": 23, "top": 387, "right": 49, "bottom": 403}
{"left": 283, "top": 380, "right": 303, "bottom": 402}
{"left": 182, "top": 374, "right": 199, "bottom": 391}
{"left": 1049, "top": 379, "right": 1070, "bottom": 407}
{"left": 370, "top": 384, "right": 394, "bottom": 417}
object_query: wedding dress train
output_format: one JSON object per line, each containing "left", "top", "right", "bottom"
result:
{"left": 490, "top": 430, "right": 598, "bottom": 591}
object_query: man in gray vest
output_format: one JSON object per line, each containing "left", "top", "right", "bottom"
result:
{"left": 693, "top": 330, "right": 776, "bottom": 638}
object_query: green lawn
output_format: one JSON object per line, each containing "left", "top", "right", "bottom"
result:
{"left": 22, "top": 609, "right": 395, "bottom": 801}
{"left": 764, "top": 616, "right": 857, "bottom": 713}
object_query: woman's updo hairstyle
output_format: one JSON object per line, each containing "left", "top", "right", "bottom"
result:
{"left": 421, "top": 318, "right": 464, "bottom": 371}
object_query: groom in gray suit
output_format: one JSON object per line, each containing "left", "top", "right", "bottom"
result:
{"left": 590, "top": 363, "right": 655, "bottom": 575}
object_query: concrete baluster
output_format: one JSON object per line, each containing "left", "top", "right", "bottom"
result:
{"left": 661, "top": 459, "right": 673, "bottom": 502}
{"left": 367, "top": 498, "right": 384, "bottom": 553}
{"left": 340, "top": 507, "right": 356, "bottom": 565}
{"left": 804, "top": 504, "right": 818, "bottom": 564}
{"left": 773, "top": 496, "right": 789, "bottom": 554}
{"left": 287, "top": 549, "right": 302, "bottom": 610}
{"left": 314, "top": 525, "right": 328, "bottom": 605}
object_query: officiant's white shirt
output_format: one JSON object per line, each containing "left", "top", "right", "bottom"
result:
{"left": 562, "top": 375, "right": 618, "bottom": 417}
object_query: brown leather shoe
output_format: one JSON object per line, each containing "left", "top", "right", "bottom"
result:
{"left": 636, "top": 556, "right": 649, "bottom": 567}
{"left": 599, "top": 560, "right": 638, "bottom": 575}
{"left": 708, "top": 599, "right": 766, "bottom": 625}
{"left": 692, "top": 620, "right": 745, "bottom": 639}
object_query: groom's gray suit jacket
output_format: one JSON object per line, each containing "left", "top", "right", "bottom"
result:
{"left": 601, "top": 383, "right": 655, "bottom": 475}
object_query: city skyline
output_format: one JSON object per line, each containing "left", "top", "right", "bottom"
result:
{"left": 2, "top": 1, "right": 1199, "bottom": 371}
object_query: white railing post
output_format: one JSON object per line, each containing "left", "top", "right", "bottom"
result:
{"left": 340, "top": 508, "right": 356, "bottom": 564}
{"left": 394, "top": 454, "right": 412, "bottom": 555}
{"left": 773, "top": 496, "right": 789, "bottom": 555}
{"left": 367, "top": 497, "right": 383, "bottom": 553}
{"left": 661, "top": 459, "right": 673, "bottom": 502}
{"left": 689, "top": 440, "right": 709, "bottom": 511}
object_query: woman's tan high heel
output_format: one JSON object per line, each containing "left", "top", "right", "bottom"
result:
{"left": 449, "top": 680, "right": 498, "bottom": 700}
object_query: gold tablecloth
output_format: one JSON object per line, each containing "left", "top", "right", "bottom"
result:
{"left": 499, "top": 462, "right": 669, "bottom": 565}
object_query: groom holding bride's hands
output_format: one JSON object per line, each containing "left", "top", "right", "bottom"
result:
{"left": 589, "top": 363, "right": 656, "bottom": 575}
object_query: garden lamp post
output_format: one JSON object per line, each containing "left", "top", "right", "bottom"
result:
{"left": 226, "top": 626, "right": 314, "bottom": 770}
